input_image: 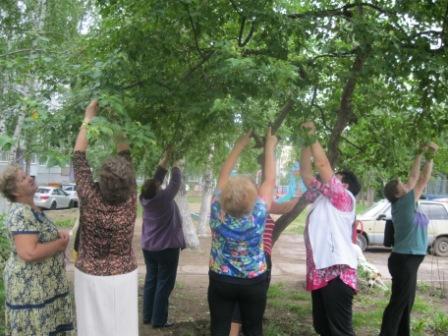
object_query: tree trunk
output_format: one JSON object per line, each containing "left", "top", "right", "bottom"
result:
{"left": 9, "top": 110, "right": 26, "bottom": 164}
{"left": 0, "top": 110, "right": 10, "bottom": 214}
{"left": 272, "top": 48, "right": 369, "bottom": 241}
{"left": 175, "top": 172, "right": 200, "bottom": 249}
{"left": 198, "top": 167, "right": 213, "bottom": 236}
{"left": 0, "top": 115, "right": 6, "bottom": 135}
{"left": 327, "top": 46, "right": 370, "bottom": 166}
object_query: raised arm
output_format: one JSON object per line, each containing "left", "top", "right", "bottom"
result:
{"left": 414, "top": 143, "right": 438, "bottom": 200}
{"left": 300, "top": 146, "right": 314, "bottom": 187}
{"left": 74, "top": 100, "right": 98, "bottom": 152}
{"left": 152, "top": 147, "right": 174, "bottom": 184}
{"left": 270, "top": 197, "right": 299, "bottom": 214}
{"left": 258, "top": 127, "right": 278, "bottom": 210}
{"left": 163, "top": 162, "right": 183, "bottom": 199}
{"left": 158, "top": 146, "right": 173, "bottom": 170}
{"left": 302, "top": 121, "right": 333, "bottom": 184}
{"left": 73, "top": 100, "right": 99, "bottom": 199}
{"left": 217, "top": 131, "right": 252, "bottom": 190}
{"left": 405, "top": 150, "right": 423, "bottom": 191}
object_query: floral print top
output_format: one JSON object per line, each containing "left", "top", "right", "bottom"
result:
{"left": 209, "top": 190, "right": 267, "bottom": 279}
{"left": 4, "top": 203, "right": 75, "bottom": 335}
{"left": 304, "top": 176, "right": 357, "bottom": 291}
{"left": 73, "top": 150, "right": 137, "bottom": 276}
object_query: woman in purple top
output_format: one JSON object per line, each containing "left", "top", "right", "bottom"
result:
{"left": 140, "top": 149, "right": 185, "bottom": 328}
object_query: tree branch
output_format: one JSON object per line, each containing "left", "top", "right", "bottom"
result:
{"left": 271, "top": 98, "right": 295, "bottom": 133}
{"left": 121, "top": 79, "right": 173, "bottom": 91}
{"left": 181, "top": 2, "right": 205, "bottom": 58}
{"left": 341, "top": 135, "right": 364, "bottom": 151}
{"left": 288, "top": 2, "right": 391, "bottom": 19}
{"left": 442, "top": 1, "right": 448, "bottom": 48}
{"left": 310, "top": 50, "right": 357, "bottom": 62}
{"left": 238, "top": 17, "right": 256, "bottom": 47}
{"left": 273, "top": 195, "right": 310, "bottom": 244}
{"left": 182, "top": 50, "right": 215, "bottom": 81}
{"left": 229, "top": 0, "right": 241, "bottom": 14}
{"left": 327, "top": 46, "right": 370, "bottom": 166}
{"left": 0, "top": 48, "right": 45, "bottom": 58}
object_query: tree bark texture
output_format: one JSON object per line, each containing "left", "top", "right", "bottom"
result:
{"left": 198, "top": 167, "right": 213, "bottom": 236}
{"left": 272, "top": 195, "right": 310, "bottom": 246}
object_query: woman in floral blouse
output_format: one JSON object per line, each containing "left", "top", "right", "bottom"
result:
{"left": 0, "top": 166, "right": 75, "bottom": 335}
{"left": 208, "top": 128, "right": 277, "bottom": 336}
{"left": 73, "top": 100, "right": 138, "bottom": 336}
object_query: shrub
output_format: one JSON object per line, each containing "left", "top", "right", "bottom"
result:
{"left": 0, "top": 214, "right": 9, "bottom": 334}
{"left": 0, "top": 214, "right": 11, "bottom": 272}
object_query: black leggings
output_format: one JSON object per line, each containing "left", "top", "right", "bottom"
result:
{"left": 208, "top": 276, "right": 267, "bottom": 336}
{"left": 380, "top": 252, "right": 424, "bottom": 336}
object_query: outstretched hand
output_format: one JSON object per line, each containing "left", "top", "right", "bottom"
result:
{"left": 164, "top": 144, "right": 174, "bottom": 160}
{"left": 425, "top": 142, "right": 439, "bottom": 153}
{"left": 301, "top": 121, "right": 316, "bottom": 135}
{"left": 84, "top": 100, "right": 99, "bottom": 121}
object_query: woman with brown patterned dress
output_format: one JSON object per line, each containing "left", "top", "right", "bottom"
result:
{"left": 73, "top": 100, "right": 138, "bottom": 336}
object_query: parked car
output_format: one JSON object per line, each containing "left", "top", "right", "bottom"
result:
{"left": 34, "top": 186, "right": 76, "bottom": 210}
{"left": 356, "top": 199, "right": 448, "bottom": 257}
{"left": 62, "top": 183, "right": 79, "bottom": 208}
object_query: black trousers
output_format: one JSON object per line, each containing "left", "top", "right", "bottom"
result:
{"left": 231, "top": 253, "right": 272, "bottom": 324}
{"left": 311, "top": 277, "right": 355, "bottom": 336}
{"left": 142, "top": 248, "right": 180, "bottom": 326}
{"left": 208, "top": 276, "right": 267, "bottom": 336}
{"left": 380, "top": 252, "right": 424, "bottom": 336}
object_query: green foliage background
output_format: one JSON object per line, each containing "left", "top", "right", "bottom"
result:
{"left": 1, "top": 1, "right": 447, "bottom": 189}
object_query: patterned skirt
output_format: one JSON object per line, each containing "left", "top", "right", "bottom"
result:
{"left": 4, "top": 263, "right": 75, "bottom": 336}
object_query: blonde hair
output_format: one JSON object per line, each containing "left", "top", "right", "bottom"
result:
{"left": 221, "top": 176, "right": 257, "bottom": 218}
{"left": 0, "top": 165, "right": 20, "bottom": 202}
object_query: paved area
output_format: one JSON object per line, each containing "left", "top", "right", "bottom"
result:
{"left": 160, "top": 234, "right": 448, "bottom": 283}
{"left": 66, "top": 222, "right": 448, "bottom": 284}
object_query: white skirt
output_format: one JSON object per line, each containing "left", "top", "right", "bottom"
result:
{"left": 74, "top": 268, "right": 138, "bottom": 336}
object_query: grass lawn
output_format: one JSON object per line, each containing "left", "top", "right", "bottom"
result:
{"left": 264, "top": 282, "right": 448, "bottom": 336}
{"left": 165, "top": 280, "right": 448, "bottom": 335}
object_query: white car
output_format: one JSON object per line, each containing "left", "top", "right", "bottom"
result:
{"left": 357, "top": 199, "right": 448, "bottom": 257}
{"left": 34, "top": 186, "right": 75, "bottom": 210}
{"left": 62, "top": 184, "right": 79, "bottom": 208}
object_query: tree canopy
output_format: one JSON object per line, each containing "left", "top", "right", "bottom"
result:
{"left": 1, "top": 0, "right": 447, "bottom": 187}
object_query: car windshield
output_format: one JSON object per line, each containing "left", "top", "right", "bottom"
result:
{"left": 359, "top": 199, "right": 390, "bottom": 218}
{"left": 36, "top": 188, "right": 50, "bottom": 194}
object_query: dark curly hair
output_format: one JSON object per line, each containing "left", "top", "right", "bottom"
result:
{"left": 337, "top": 170, "right": 361, "bottom": 197}
{"left": 140, "top": 179, "right": 161, "bottom": 200}
{"left": 98, "top": 156, "right": 135, "bottom": 205}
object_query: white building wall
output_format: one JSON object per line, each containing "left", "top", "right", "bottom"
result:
{"left": 0, "top": 162, "right": 72, "bottom": 185}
